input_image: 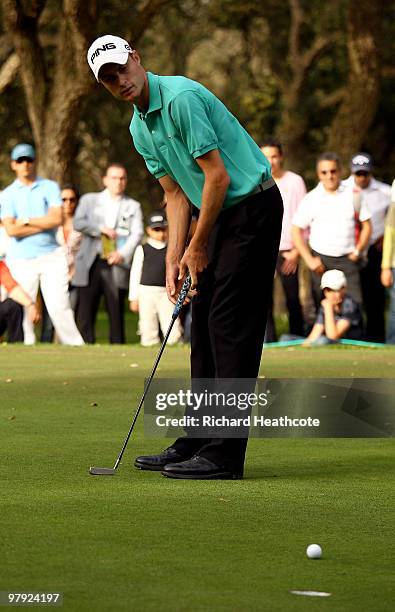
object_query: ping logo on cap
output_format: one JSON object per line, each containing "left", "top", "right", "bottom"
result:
{"left": 91, "top": 43, "right": 116, "bottom": 64}
{"left": 90, "top": 42, "right": 132, "bottom": 64}
{"left": 352, "top": 155, "right": 370, "bottom": 166}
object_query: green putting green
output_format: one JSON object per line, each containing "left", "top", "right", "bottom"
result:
{"left": 1, "top": 345, "right": 394, "bottom": 611}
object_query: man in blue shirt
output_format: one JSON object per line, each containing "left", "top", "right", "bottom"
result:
{"left": 87, "top": 35, "right": 283, "bottom": 479}
{"left": 1, "top": 143, "right": 84, "bottom": 345}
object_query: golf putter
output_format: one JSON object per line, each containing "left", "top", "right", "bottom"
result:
{"left": 89, "top": 274, "right": 191, "bottom": 475}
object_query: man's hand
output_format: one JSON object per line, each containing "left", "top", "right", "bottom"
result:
{"left": 27, "top": 302, "right": 40, "bottom": 324}
{"left": 178, "top": 243, "right": 209, "bottom": 290}
{"left": 107, "top": 251, "right": 124, "bottom": 265}
{"left": 280, "top": 250, "right": 299, "bottom": 275}
{"left": 101, "top": 227, "right": 117, "bottom": 240}
{"left": 166, "top": 261, "right": 180, "bottom": 304}
{"left": 129, "top": 300, "right": 139, "bottom": 313}
{"left": 309, "top": 256, "right": 325, "bottom": 275}
{"left": 347, "top": 252, "right": 360, "bottom": 263}
{"left": 321, "top": 298, "right": 333, "bottom": 309}
{"left": 381, "top": 268, "right": 393, "bottom": 287}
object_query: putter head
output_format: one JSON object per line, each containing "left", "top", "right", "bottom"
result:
{"left": 89, "top": 467, "right": 116, "bottom": 475}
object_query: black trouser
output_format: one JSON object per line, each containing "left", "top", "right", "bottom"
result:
{"left": 172, "top": 185, "right": 283, "bottom": 471}
{"left": 265, "top": 253, "right": 305, "bottom": 341}
{"left": 76, "top": 258, "right": 126, "bottom": 344}
{"left": 360, "top": 242, "right": 386, "bottom": 343}
{"left": 310, "top": 251, "right": 362, "bottom": 311}
{"left": 0, "top": 298, "right": 24, "bottom": 342}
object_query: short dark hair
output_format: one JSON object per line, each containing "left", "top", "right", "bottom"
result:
{"left": 316, "top": 152, "right": 341, "bottom": 166}
{"left": 105, "top": 163, "right": 127, "bottom": 175}
{"left": 61, "top": 184, "right": 80, "bottom": 201}
{"left": 260, "top": 138, "right": 283, "bottom": 155}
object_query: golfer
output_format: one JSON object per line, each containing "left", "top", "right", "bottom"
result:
{"left": 87, "top": 35, "right": 283, "bottom": 479}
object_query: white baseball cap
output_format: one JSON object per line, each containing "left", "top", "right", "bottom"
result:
{"left": 87, "top": 35, "right": 133, "bottom": 81}
{"left": 320, "top": 269, "right": 347, "bottom": 290}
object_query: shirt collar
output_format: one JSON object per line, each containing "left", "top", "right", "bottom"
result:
{"left": 147, "top": 237, "right": 166, "bottom": 248}
{"left": 135, "top": 72, "right": 162, "bottom": 120}
{"left": 103, "top": 188, "right": 122, "bottom": 202}
{"left": 344, "top": 175, "right": 378, "bottom": 192}
{"left": 14, "top": 176, "right": 41, "bottom": 189}
{"left": 317, "top": 181, "right": 346, "bottom": 195}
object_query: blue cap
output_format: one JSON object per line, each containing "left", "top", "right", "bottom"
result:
{"left": 11, "top": 143, "right": 36, "bottom": 161}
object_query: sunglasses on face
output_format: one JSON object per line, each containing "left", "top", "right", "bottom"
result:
{"left": 15, "top": 157, "right": 34, "bottom": 164}
{"left": 355, "top": 171, "right": 369, "bottom": 177}
{"left": 62, "top": 197, "right": 77, "bottom": 202}
{"left": 320, "top": 169, "right": 338, "bottom": 175}
{"left": 151, "top": 226, "right": 166, "bottom": 231}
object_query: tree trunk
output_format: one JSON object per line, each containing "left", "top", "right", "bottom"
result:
{"left": 326, "top": 0, "right": 382, "bottom": 163}
{"left": 268, "top": 0, "right": 332, "bottom": 171}
{"left": 1, "top": 0, "right": 173, "bottom": 185}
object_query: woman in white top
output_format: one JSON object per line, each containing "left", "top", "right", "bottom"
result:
{"left": 40, "top": 185, "right": 81, "bottom": 342}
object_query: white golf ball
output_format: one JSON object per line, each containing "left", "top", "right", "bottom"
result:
{"left": 306, "top": 544, "right": 322, "bottom": 559}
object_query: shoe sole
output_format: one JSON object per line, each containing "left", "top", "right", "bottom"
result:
{"left": 134, "top": 458, "right": 190, "bottom": 471}
{"left": 161, "top": 471, "right": 243, "bottom": 480}
{"left": 134, "top": 462, "right": 166, "bottom": 471}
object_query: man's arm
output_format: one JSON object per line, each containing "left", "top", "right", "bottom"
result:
{"left": 2, "top": 206, "right": 62, "bottom": 237}
{"left": 348, "top": 219, "right": 372, "bottom": 262}
{"left": 178, "top": 149, "right": 230, "bottom": 289}
{"left": 25, "top": 206, "right": 62, "bottom": 230}
{"left": 159, "top": 174, "right": 192, "bottom": 302}
{"left": 291, "top": 225, "right": 325, "bottom": 274}
{"left": 109, "top": 202, "right": 144, "bottom": 266}
{"left": 2, "top": 217, "right": 42, "bottom": 238}
{"left": 8, "top": 285, "right": 40, "bottom": 323}
{"left": 73, "top": 196, "right": 102, "bottom": 237}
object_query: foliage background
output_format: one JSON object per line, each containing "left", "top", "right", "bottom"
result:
{"left": 0, "top": 0, "right": 394, "bottom": 216}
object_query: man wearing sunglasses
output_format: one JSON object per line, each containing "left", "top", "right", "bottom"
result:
{"left": 0, "top": 143, "right": 84, "bottom": 345}
{"left": 292, "top": 152, "right": 372, "bottom": 312}
{"left": 343, "top": 153, "right": 391, "bottom": 342}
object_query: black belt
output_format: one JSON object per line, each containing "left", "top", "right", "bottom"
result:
{"left": 250, "top": 177, "right": 276, "bottom": 196}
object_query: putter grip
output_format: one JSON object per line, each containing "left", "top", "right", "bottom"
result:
{"left": 172, "top": 274, "right": 191, "bottom": 318}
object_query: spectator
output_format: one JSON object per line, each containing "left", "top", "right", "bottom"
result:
{"left": 292, "top": 152, "right": 371, "bottom": 310}
{"left": 303, "top": 270, "right": 363, "bottom": 345}
{"left": 343, "top": 153, "right": 391, "bottom": 342}
{"left": 281, "top": 270, "right": 362, "bottom": 345}
{"left": 0, "top": 143, "right": 84, "bottom": 345}
{"left": 40, "top": 185, "right": 82, "bottom": 342}
{"left": 261, "top": 138, "right": 306, "bottom": 340}
{"left": 381, "top": 180, "right": 395, "bottom": 344}
{"left": 129, "top": 210, "right": 182, "bottom": 346}
{"left": 0, "top": 259, "right": 40, "bottom": 342}
{"left": 73, "top": 163, "right": 144, "bottom": 344}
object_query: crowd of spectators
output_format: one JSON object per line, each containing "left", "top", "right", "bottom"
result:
{"left": 0, "top": 141, "right": 395, "bottom": 346}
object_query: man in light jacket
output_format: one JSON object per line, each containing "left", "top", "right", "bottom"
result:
{"left": 73, "top": 163, "right": 144, "bottom": 343}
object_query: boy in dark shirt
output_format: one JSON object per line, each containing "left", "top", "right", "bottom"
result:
{"left": 128, "top": 211, "right": 182, "bottom": 346}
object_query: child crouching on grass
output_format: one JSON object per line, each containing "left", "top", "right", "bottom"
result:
{"left": 303, "top": 269, "right": 363, "bottom": 345}
{"left": 128, "top": 210, "right": 182, "bottom": 346}
{"left": 280, "top": 269, "right": 363, "bottom": 345}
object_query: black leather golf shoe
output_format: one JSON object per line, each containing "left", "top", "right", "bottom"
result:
{"left": 134, "top": 447, "right": 191, "bottom": 471}
{"left": 161, "top": 455, "right": 243, "bottom": 480}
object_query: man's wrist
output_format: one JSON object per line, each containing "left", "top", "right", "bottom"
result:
{"left": 352, "top": 248, "right": 361, "bottom": 258}
{"left": 21, "top": 217, "right": 30, "bottom": 226}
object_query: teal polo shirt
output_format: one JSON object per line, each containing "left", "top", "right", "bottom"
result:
{"left": 130, "top": 72, "right": 271, "bottom": 209}
{"left": 0, "top": 177, "right": 61, "bottom": 260}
